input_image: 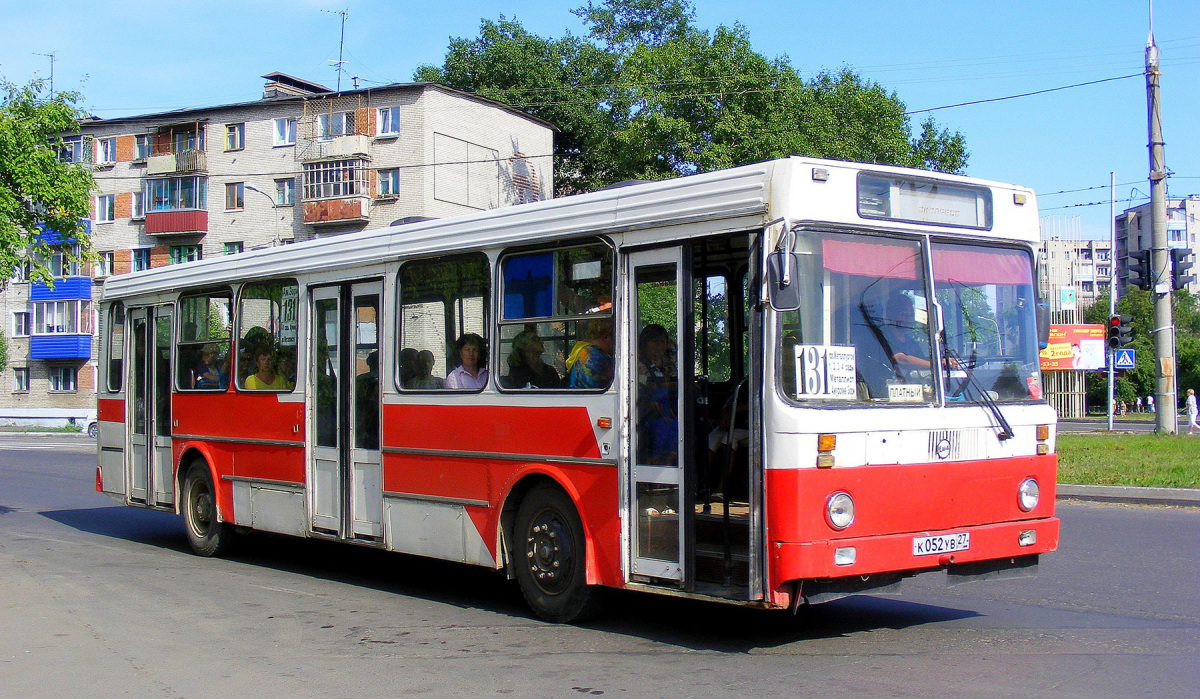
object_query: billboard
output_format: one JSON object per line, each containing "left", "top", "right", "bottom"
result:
{"left": 1039, "top": 324, "right": 1106, "bottom": 371}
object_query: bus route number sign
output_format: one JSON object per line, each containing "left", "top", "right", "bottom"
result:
{"left": 796, "top": 345, "right": 857, "bottom": 399}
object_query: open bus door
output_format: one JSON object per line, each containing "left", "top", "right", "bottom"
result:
{"left": 309, "top": 281, "right": 384, "bottom": 541}
{"left": 127, "top": 305, "right": 174, "bottom": 507}
{"left": 626, "top": 247, "right": 689, "bottom": 584}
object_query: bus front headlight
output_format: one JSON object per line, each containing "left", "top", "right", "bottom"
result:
{"left": 1018, "top": 477, "right": 1040, "bottom": 512}
{"left": 826, "top": 492, "right": 855, "bottom": 530}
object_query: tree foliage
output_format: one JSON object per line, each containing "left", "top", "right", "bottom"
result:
{"left": 1083, "top": 288, "right": 1200, "bottom": 411}
{"left": 415, "top": 0, "right": 968, "bottom": 195}
{"left": 0, "top": 78, "right": 93, "bottom": 285}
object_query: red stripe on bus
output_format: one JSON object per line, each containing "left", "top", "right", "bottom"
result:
{"left": 381, "top": 404, "right": 601, "bottom": 458}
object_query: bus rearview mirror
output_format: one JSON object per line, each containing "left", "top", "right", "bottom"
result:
{"left": 766, "top": 251, "right": 801, "bottom": 311}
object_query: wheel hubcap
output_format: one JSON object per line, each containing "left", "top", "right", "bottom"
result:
{"left": 190, "top": 482, "right": 213, "bottom": 535}
{"left": 526, "top": 510, "right": 573, "bottom": 595}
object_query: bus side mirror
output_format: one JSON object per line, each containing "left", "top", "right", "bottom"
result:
{"left": 766, "top": 251, "right": 801, "bottom": 311}
{"left": 1036, "top": 301, "right": 1050, "bottom": 350}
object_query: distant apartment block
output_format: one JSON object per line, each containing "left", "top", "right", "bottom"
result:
{"left": 1, "top": 73, "right": 554, "bottom": 427}
{"left": 1115, "top": 195, "right": 1200, "bottom": 296}
{"left": 1038, "top": 217, "right": 1112, "bottom": 314}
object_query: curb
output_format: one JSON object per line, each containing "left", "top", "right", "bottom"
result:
{"left": 1057, "top": 483, "right": 1200, "bottom": 508}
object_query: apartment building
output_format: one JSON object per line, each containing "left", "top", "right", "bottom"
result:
{"left": 1115, "top": 195, "right": 1200, "bottom": 296}
{"left": 1, "top": 73, "right": 554, "bottom": 428}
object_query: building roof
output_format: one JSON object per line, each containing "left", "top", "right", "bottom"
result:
{"left": 82, "top": 79, "right": 557, "bottom": 131}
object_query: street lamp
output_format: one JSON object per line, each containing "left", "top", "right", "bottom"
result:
{"left": 244, "top": 184, "right": 283, "bottom": 247}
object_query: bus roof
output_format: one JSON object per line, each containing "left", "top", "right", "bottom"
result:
{"left": 101, "top": 157, "right": 1036, "bottom": 302}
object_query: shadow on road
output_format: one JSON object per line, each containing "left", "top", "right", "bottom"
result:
{"left": 41, "top": 505, "right": 980, "bottom": 651}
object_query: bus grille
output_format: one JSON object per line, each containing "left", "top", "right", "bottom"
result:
{"left": 927, "top": 430, "right": 985, "bottom": 461}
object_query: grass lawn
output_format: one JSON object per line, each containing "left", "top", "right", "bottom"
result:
{"left": 1057, "top": 433, "right": 1200, "bottom": 488}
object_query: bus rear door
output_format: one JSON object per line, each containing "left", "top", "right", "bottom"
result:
{"left": 127, "top": 305, "right": 174, "bottom": 507}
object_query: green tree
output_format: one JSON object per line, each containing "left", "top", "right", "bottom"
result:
{"left": 415, "top": 0, "right": 968, "bottom": 195}
{"left": 0, "top": 78, "right": 93, "bottom": 285}
{"left": 0, "top": 329, "right": 7, "bottom": 370}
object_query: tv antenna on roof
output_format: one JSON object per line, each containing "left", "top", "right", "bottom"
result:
{"left": 34, "top": 51, "right": 55, "bottom": 97}
{"left": 322, "top": 8, "right": 349, "bottom": 92}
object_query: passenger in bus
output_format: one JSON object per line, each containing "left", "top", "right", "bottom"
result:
{"left": 245, "top": 348, "right": 293, "bottom": 390}
{"left": 191, "top": 343, "right": 226, "bottom": 390}
{"left": 637, "top": 324, "right": 678, "bottom": 463}
{"left": 445, "top": 333, "right": 488, "bottom": 389}
{"left": 566, "top": 319, "right": 614, "bottom": 389}
{"left": 355, "top": 351, "right": 379, "bottom": 446}
{"left": 399, "top": 348, "right": 420, "bottom": 388}
{"left": 502, "top": 328, "right": 561, "bottom": 389}
{"left": 414, "top": 349, "right": 444, "bottom": 389}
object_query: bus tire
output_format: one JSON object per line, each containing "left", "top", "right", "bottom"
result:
{"left": 514, "top": 484, "right": 602, "bottom": 623}
{"left": 182, "top": 462, "right": 233, "bottom": 557}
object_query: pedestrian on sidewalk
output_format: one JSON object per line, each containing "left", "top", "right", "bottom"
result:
{"left": 1187, "top": 389, "right": 1199, "bottom": 435}
{"left": 1136, "top": 396, "right": 1143, "bottom": 413}
{"left": 1147, "top": 394, "right": 1155, "bottom": 413}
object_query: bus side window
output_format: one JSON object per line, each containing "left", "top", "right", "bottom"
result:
{"left": 397, "top": 253, "right": 490, "bottom": 392}
{"left": 497, "top": 243, "right": 613, "bottom": 391}
{"left": 175, "top": 292, "right": 232, "bottom": 391}
{"left": 106, "top": 302, "right": 125, "bottom": 392}
{"left": 236, "top": 280, "right": 299, "bottom": 392}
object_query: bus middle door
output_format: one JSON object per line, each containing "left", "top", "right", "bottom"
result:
{"left": 127, "top": 305, "right": 174, "bottom": 508}
{"left": 309, "top": 282, "right": 383, "bottom": 541}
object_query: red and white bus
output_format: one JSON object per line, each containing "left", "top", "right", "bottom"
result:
{"left": 96, "top": 157, "right": 1058, "bottom": 622}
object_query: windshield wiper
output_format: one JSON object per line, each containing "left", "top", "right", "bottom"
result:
{"left": 941, "top": 338, "right": 1014, "bottom": 442}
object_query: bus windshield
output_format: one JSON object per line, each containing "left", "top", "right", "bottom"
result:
{"left": 778, "top": 230, "right": 1041, "bottom": 404}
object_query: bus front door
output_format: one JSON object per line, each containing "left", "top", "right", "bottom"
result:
{"left": 627, "top": 247, "right": 688, "bottom": 583}
{"left": 309, "top": 282, "right": 383, "bottom": 540}
{"left": 127, "top": 305, "right": 174, "bottom": 507}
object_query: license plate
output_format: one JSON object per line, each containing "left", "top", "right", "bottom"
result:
{"left": 912, "top": 532, "right": 970, "bottom": 556}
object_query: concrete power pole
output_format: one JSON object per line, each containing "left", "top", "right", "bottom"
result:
{"left": 1145, "top": 16, "right": 1177, "bottom": 434}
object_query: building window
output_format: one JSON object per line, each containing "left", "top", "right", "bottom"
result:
{"left": 44, "top": 247, "right": 81, "bottom": 278}
{"left": 378, "top": 168, "right": 400, "bottom": 196}
{"left": 132, "top": 249, "right": 152, "bottom": 272}
{"left": 94, "top": 137, "right": 117, "bottom": 164}
{"left": 274, "top": 118, "right": 297, "bottom": 146}
{"left": 145, "top": 176, "right": 206, "bottom": 212}
{"left": 49, "top": 366, "right": 77, "bottom": 393}
{"left": 376, "top": 107, "right": 400, "bottom": 136}
{"left": 94, "top": 252, "right": 115, "bottom": 278}
{"left": 225, "top": 123, "right": 245, "bottom": 151}
{"left": 275, "top": 178, "right": 295, "bottom": 205}
{"left": 59, "top": 136, "right": 85, "bottom": 163}
{"left": 173, "top": 130, "right": 204, "bottom": 153}
{"left": 96, "top": 194, "right": 115, "bottom": 223}
{"left": 13, "top": 367, "right": 30, "bottom": 392}
{"left": 225, "top": 182, "right": 244, "bottom": 210}
{"left": 12, "top": 311, "right": 31, "bottom": 337}
{"left": 317, "top": 111, "right": 356, "bottom": 139}
{"left": 33, "top": 300, "right": 81, "bottom": 334}
{"left": 132, "top": 191, "right": 145, "bottom": 218}
{"left": 224, "top": 242, "right": 243, "bottom": 255}
{"left": 302, "top": 159, "right": 366, "bottom": 199}
{"left": 169, "top": 245, "right": 202, "bottom": 265}
{"left": 11, "top": 259, "right": 31, "bottom": 283}
{"left": 134, "top": 134, "right": 151, "bottom": 160}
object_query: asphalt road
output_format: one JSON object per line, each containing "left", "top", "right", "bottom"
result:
{"left": 2, "top": 433, "right": 1198, "bottom": 698}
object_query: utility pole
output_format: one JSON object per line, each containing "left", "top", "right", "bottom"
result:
{"left": 1109, "top": 171, "right": 1116, "bottom": 432}
{"left": 34, "top": 51, "right": 55, "bottom": 97}
{"left": 1145, "top": 3, "right": 1177, "bottom": 434}
{"left": 323, "top": 8, "right": 349, "bottom": 92}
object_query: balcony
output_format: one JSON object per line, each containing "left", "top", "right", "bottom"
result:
{"left": 146, "top": 149, "right": 207, "bottom": 175}
{"left": 31, "top": 277, "right": 91, "bottom": 302}
{"left": 302, "top": 135, "right": 371, "bottom": 161}
{"left": 302, "top": 196, "right": 370, "bottom": 225}
{"left": 30, "top": 334, "right": 92, "bottom": 360}
{"left": 145, "top": 210, "right": 208, "bottom": 235}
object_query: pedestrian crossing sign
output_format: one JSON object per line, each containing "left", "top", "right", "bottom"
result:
{"left": 1114, "top": 349, "right": 1136, "bottom": 369}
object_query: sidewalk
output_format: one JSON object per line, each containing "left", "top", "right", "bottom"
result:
{"left": 1057, "top": 483, "right": 1200, "bottom": 508}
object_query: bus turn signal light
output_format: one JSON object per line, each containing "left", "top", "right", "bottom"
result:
{"left": 817, "top": 434, "right": 836, "bottom": 452}
{"left": 596, "top": 417, "right": 612, "bottom": 429}
{"left": 1036, "top": 424, "right": 1050, "bottom": 441}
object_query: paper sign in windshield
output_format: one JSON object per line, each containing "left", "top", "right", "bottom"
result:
{"left": 795, "top": 345, "right": 857, "bottom": 399}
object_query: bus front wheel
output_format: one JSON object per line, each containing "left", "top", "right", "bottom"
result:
{"left": 182, "top": 462, "right": 233, "bottom": 557}
{"left": 514, "top": 485, "right": 601, "bottom": 623}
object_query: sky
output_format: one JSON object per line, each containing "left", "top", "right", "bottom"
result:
{"left": 2, "top": 0, "right": 1198, "bottom": 240}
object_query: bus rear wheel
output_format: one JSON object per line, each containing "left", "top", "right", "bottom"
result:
{"left": 182, "top": 462, "right": 233, "bottom": 557}
{"left": 514, "top": 485, "right": 602, "bottom": 623}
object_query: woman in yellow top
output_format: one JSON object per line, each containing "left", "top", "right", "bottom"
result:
{"left": 245, "top": 349, "right": 293, "bottom": 390}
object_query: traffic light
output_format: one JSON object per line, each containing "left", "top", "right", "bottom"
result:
{"left": 1107, "top": 314, "right": 1132, "bottom": 349}
{"left": 1128, "top": 250, "right": 1152, "bottom": 290}
{"left": 1171, "top": 248, "right": 1195, "bottom": 290}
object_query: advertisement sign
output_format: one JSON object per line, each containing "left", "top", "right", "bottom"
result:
{"left": 1039, "top": 324, "right": 1106, "bottom": 371}
{"left": 1059, "top": 287, "right": 1076, "bottom": 311}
